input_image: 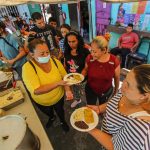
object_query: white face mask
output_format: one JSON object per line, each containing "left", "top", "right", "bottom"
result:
{"left": 36, "top": 55, "right": 50, "bottom": 64}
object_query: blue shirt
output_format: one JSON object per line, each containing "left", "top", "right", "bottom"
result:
{"left": 0, "top": 33, "right": 26, "bottom": 68}
{"left": 59, "top": 38, "right": 65, "bottom": 52}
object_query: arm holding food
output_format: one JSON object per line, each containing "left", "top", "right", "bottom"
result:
{"left": 23, "top": 62, "right": 68, "bottom": 95}
{"left": 34, "top": 80, "right": 68, "bottom": 95}
{"left": 88, "top": 103, "right": 107, "bottom": 114}
{"left": 88, "top": 128, "right": 114, "bottom": 150}
{"left": 87, "top": 100, "right": 113, "bottom": 149}
{"left": 53, "top": 58, "right": 73, "bottom": 100}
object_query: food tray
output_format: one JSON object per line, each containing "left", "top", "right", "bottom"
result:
{"left": 0, "top": 88, "right": 24, "bottom": 110}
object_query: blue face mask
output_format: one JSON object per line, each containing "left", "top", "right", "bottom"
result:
{"left": 37, "top": 55, "right": 50, "bottom": 64}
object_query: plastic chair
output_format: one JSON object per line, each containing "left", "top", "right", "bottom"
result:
{"left": 125, "top": 37, "right": 150, "bottom": 69}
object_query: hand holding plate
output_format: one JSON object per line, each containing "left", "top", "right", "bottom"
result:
{"left": 87, "top": 105, "right": 100, "bottom": 115}
{"left": 57, "top": 80, "right": 68, "bottom": 86}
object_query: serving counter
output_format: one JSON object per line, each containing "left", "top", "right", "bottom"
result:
{"left": 4, "top": 81, "right": 53, "bottom": 150}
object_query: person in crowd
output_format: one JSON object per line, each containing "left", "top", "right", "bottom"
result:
{"left": 110, "top": 23, "right": 139, "bottom": 68}
{"left": 29, "top": 18, "right": 35, "bottom": 30}
{"left": 58, "top": 24, "right": 71, "bottom": 61}
{"left": 0, "top": 21, "right": 26, "bottom": 77}
{"left": 4, "top": 16, "right": 16, "bottom": 33}
{"left": 29, "top": 12, "right": 58, "bottom": 57}
{"left": 22, "top": 20, "right": 29, "bottom": 32}
{"left": 64, "top": 30, "right": 90, "bottom": 108}
{"left": 20, "top": 20, "right": 29, "bottom": 36}
{"left": 82, "top": 35, "right": 120, "bottom": 105}
{"left": 87, "top": 64, "right": 150, "bottom": 150}
{"left": 15, "top": 16, "right": 23, "bottom": 30}
{"left": 48, "top": 17, "right": 62, "bottom": 40}
{"left": 22, "top": 39, "right": 73, "bottom": 132}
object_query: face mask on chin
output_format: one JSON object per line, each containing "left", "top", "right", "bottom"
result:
{"left": 36, "top": 55, "right": 50, "bottom": 64}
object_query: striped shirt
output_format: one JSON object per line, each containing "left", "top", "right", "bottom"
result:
{"left": 102, "top": 91, "right": 150, "bottom": 150}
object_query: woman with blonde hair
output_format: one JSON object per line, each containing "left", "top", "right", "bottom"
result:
{"left": 82, "top": 35, "right": 120, "bottom": 105}
{"left": 88, "top": 64, "right": 150, "bottom": 149}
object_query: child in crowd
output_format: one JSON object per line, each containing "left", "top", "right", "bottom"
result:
{"left": 58, "top": 24, "right": 71, "bottom": 61}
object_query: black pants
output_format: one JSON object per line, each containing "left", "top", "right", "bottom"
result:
{"left": 111, "top": 47, "right": 130, "bottom": 68}
{"left": 85, "top": 84, "right": 113, "bottom": 105}
{"left": 34, "top": 97, "right": 65, "bottom": 123}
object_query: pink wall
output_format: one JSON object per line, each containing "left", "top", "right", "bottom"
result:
{"left": 96, "top": 0, "right": 111, "bottom": 35}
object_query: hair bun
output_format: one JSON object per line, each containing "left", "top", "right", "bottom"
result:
{"left": 104, "top": 32, "right": 111, "bottom": 42}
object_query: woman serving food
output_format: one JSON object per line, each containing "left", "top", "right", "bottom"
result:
{"left": 88, "top": 64, "right": 150, "bottom": 150}
{"left": 82, "top": 35, "right": 120, "bottom": 105}
{"left": 22, "top": 39, "right": 73, "bottom": 132}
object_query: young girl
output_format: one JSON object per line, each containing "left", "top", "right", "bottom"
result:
{"left": 58, "top": 24, "right": 71, "bottom": 61}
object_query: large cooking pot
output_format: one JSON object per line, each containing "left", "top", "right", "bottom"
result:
{"left": 0, "top": 115, "right": 40, "bottom": 150}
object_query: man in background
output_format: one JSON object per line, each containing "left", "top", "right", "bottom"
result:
{"left": 48, "top": 17, "right": 62, "bottom": 40}
{"left": 111, "top": 23, "right": 139, "bottom": 68}
{"left": 0, "top": 21, "right": 26, "bottom": 77}
{"left": 29, "top": 12, "right": 59, "bottom": 57}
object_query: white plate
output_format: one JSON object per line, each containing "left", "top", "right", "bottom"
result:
{"left": 70, "top": 107, "right": 99, "bottom": 132}
{"left": 64, "top": 73, "right": 84, "bottom": 85}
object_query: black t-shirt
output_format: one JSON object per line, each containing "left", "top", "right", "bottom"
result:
{"left": 15, "top": 20, "right": 23, "bottom": 29}
{"left": 23, "top": 24, "right": 29, "bottom": 32}
{"left": 29, "top": 24, "right": 57, "bottom": 50}
{"left": 65, "top": 48, "right": 90, "bottom": 73}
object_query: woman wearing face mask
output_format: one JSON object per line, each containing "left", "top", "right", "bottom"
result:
{"left": 22, "top": 39, "right": 73, "bottom": 132}
{"left": 82, "top": 35, "right": 120, "bottom": 105}
{"left": 87, "top": 64, "right": 150, "bottom": 150}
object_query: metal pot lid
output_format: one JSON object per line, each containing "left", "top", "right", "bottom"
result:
{"left": 0, "top": 115, "right": 26, "bottom": 150}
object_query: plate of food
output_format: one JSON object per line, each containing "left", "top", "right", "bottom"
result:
{"left": 70, "top": 107, "right": 99, "bottom": 132}
{"left": 63, "top": 73, "right": 84, "bottom": 85}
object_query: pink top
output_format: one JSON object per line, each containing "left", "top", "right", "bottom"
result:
{"left": 86, "top": 54, "right": 120, "bottom": 96}
{"left": 119, "top": 32, "right": 139, "bottom": 49}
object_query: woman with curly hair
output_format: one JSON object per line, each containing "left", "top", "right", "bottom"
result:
{"left": 64, "top": 30, "right": 90, "bottom": 107}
